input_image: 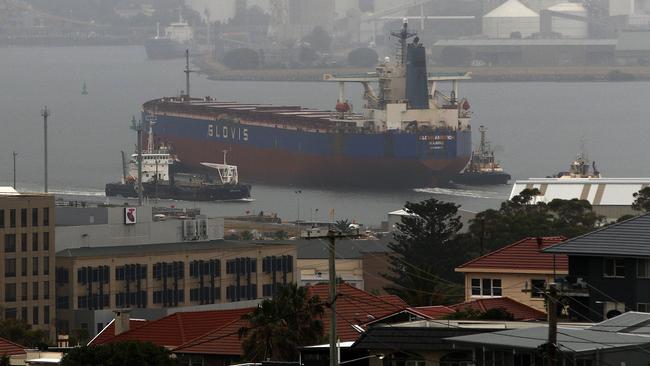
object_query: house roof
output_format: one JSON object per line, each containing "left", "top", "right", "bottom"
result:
{"left": 448, "top": 297, "right": 547, "bottom": 321}
{"left": 445, "top": 326, "right": 650, "bottom": 353}
{"left": 544, "top": 213, "right": 650, "bottom": 257}
{"left": 353, "top": 326, "right": 496, "bottom": 351}
{"left": 173, "top": 318, "right": 248, "bottom": 355}
{"left": 411, "top": 306, "right": 456, "bottom": 319}
{"left": 589, "top": 311, "right": 650, "bottom": 334}
{"left": 307, "top": 283, "right": 408, "bottom": 342}
{"left": 173, "top": 283, "right": 410, "bottom": 356}
{"left": 90, "top": 307, "right": 253, "bottom": 347}
{"left": 88, "top": 319, "right": 149, "bottom": 345}
{"left": 456, "top": 237, "right": 567, "bottom": 272}
{"left": 0, "top": 337, "right": 26, "bottom": 356}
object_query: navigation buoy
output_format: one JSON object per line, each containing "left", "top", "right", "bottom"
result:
{"left": 82, "top": 81, "right": 88, "bottom": 95}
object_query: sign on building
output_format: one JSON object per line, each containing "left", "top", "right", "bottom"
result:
{"left": 124, "top": 207, "right": 137, "bottom": 225}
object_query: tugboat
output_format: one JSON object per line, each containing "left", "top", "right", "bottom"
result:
{"left": 105, "top": 124, "right": 251, "bottom": 201}
{"left": 452, "top": 125, "right": 510, "bottom": 185}
{"left": 555, "top": 153, "right": 601, "bottom": 179}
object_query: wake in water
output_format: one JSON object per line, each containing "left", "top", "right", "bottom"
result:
{"left": 414, "top": 187, "right": 508, "bottom": 200}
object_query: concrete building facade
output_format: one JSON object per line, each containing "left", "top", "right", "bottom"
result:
{"left": 55, "top": 240, "right": 296, "bottom": 337}
{"left": 0, "top": 188, "right": 56, "bottom": 340}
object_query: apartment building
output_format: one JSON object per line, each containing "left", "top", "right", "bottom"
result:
{"left": 0, "top": 187, "right": 56, "bottom": 339}
{"left": 55, "top": 240, "right": 296, "bottom": 337}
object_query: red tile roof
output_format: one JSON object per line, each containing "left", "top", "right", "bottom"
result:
{"left": 174, "top": 283, "right": 409, "bottom": 356}
{"left": 448, "top": 297, "right": 546, "bottom": 321}
{"left": 88, "top": 319, "right": 148, "bottom": 346}
{"left": 411, "top": 305, "right": 456, "bottom": 319}
{"left": 0, "top": 337, "right": 26, "bottom": 356}
{"left": 456, "top": 237, "right": 568, "bottom": 272}
{"left": 90, "top": 308, "right": 253, "bottom": 348}
{"left": 308, "top": 283, "right": 408, "bottom": 342}
{"left": 174, "top": 318, "right": 247, "bottom": 355}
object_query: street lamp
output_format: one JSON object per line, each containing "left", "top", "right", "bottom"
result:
{"left": 295, "top": 190, "right": 302, "bottom": 225}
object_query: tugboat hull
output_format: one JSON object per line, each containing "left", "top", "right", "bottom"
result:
{"left": 105, "top": 182, "right": 251, "bottom": 201}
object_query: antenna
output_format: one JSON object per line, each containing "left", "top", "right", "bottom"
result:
{"left": 390, "top": 19, "right": 416, "bottom": 64}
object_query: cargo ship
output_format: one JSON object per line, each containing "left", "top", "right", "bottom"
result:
{"left": 142, "top": 22, "right": 472, "bottom": 189}
{"left": 144, "top": 14, "right": 193, "bottom": 60}
{"left": 452, "top": 125, "right": 510, "bottom": 185}
{"left": 105, "top": 124, "right": 251, "bottom": 201}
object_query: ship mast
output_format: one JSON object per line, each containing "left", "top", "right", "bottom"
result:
{"left": 184, "top": 49, "right": 192, "bottom": 100}
{"left": 478, "top": 125, "right": 487, "bottom": 156}
{"left": 390, "top": 19, "right": 416, "bottom": 65}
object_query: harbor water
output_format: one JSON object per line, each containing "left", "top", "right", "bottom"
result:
{"left": 1, "top": 46, "right": 649, "bottom": 226}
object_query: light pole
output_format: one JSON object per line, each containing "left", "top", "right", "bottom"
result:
{"left": 295, "top": 190, "right": 302, "bottom": 224}
{"left": 12, "top": 151, "right": 17, "bottom": 189}
{"left": 41, "top": 106, "right": 50, "bottom": 193}
{"left": 130, "top": 116, "right": 144, "bottom": 206}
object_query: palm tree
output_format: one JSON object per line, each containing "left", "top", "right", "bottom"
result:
{"left": 239, "top": 283, "right": 324, "bottom": 361}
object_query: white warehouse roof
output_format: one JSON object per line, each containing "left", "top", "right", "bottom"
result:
{"left": 509, "top": 178, "right": 650, "bottom": 206}
{"left": 547, "top": 2, "right": 587, "bottom": 13}
{"left": 484, "top": 0, "right": 539, "bottom": 18}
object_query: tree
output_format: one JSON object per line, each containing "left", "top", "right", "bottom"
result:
{"left": 61, "top": 341, "right": 176, "bottom": 366}
{"left": 383, "top": 199, "right": 467, "bottom": 306}
{"left": 303, "top": 26, "right": 332, "bottom": 53}
{"left": 222, "top": 48, "right": 260, "bottom": 70}
{"left": 633, "top": 187, "right": 650, "bottom": 212}
{"left": 347, "top": 48, "right": 379, "bottom": 67}
{"left": 463, "top": 188, "right": 605, "bottom": 255}
{"left": 0, "top": 319, "right": 48, "bottom": 348}
{"left": 445, "top": 307, "right": 514, "bottom": 321}
{"left": 239, "top": 283, "right": 324, "bottom": 361}
{"left": 298, "top": 46, "right": 319, "bottom": 66}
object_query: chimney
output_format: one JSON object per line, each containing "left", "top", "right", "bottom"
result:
{"left": 536, "top": 236, "right": 543, "bottom": 249}
{"left": 113, "top": 309, "right": 131, "bottom": 336}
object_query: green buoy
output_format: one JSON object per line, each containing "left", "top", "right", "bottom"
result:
{"left": 82, "top": 81, "right": 88, "bottom": 95}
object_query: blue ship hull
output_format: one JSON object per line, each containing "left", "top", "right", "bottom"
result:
{"left": 147, "top": 113, "right": 472, "bottom": 189}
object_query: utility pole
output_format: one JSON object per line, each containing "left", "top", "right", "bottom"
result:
{"left": 547, "top": 283, "right": 558, "bottom": 366}
{"left": 12, "top": 151, "right": 17, "bottom": 189}
{"left": 41, "top": 106, "right": 49, "bottom": 193}
{"left": 130, "top": 116, "right": 144, "bottom": 206}
{"left": 302, "top": 226, "right": 361, "bottom": 366}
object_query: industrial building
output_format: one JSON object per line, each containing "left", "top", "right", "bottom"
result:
{"left": 0, "top": 188, "right": 56, "bottom": 340}
{"left": 509, "top": 178, "right": 650, "bottom": 219}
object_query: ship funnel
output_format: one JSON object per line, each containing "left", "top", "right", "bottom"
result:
{"left": 406, "top": 39, "right": 428, "bottom": 109}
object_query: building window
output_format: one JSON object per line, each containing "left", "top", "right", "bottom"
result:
{"left": 21, "top": 307, "right": 27, "bottom": 321}
{"left": 78, "top": 296, "right": 88, "bottom": 309}
{"left": 471, "top": 278, "right": 502, "bottom": 297}
{"left": 32, "top": 233, "right": 38, "bottom": 251}
{"left": 9, "top": 209, "right": 16, "bottom": 228}
{"left": 638, "top": 303, "right": 650, "bottom": 313}
{"left": 44, "top": 257, "right": 49, "bottom": 275}
{"left": 530, "top": 279, "right": 547, "bottom": 298}
{"left": 21, "top": 258, "right": 27, "bottom": 276}
{"left": 5, "top": 258, "right": 16, "bottom": 277}
{"left": 32, "top": 282, "right": 38, "bottom": 300}
{"left": 21, "top": 233, "right": 27, "bottom": 252}
{"left": 44, "top": 306, "right": 50, "bottom": 325}
{"left": 0, "top": 209, "right": 4, "bottom": 228}
{"left": 4, "top": 234, "right": 16, "bottom": 252}
{"left": 604, "top": 258, "right": 625, "bottom": 278}
{"left": 638, "top": 259, "right": 650, "bottom": 278}
{"left": 5, "top": 308, "right": 16, "bottom": 320}
{"left": 43, "top": 232, "right": 49, "bottom": 251}
{"left": 32, "top": 208, "right": 38, "bottom": 227}
{"left": 21, "top": 282, "right": 27, "bottom": 301}
{"left": 43, "top": 208, "right": 49, "bottom": 226}
{"left": 43, "top": 281, "right": 49, "bottom": 300}
{"left": 32, "top": 257, "right": 38, "bottom": 275}
{"left": 5, "top": 283, "right": 16, "bottom": 302}
{"left": 32, "top": 306, "right": 38, "bottom": 325}
{"left": 20, "top": 209, "right": 26, "bottom": 227}
{"left": 57, "top": 296, "right": 69, "bottom": 309}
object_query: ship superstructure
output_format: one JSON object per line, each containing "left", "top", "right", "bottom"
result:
{"left": 144, "top": 11, "right": 193, "bottom": 60}
{"left": 142, "top": 21, "right": 473, "bottom": 188}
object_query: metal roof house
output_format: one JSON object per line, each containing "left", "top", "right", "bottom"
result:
{"left": 545, "top": 213, "right": 650, "bottom": 321}
{"left": 509, "top": 178, "right": 650, "bottom": 219}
